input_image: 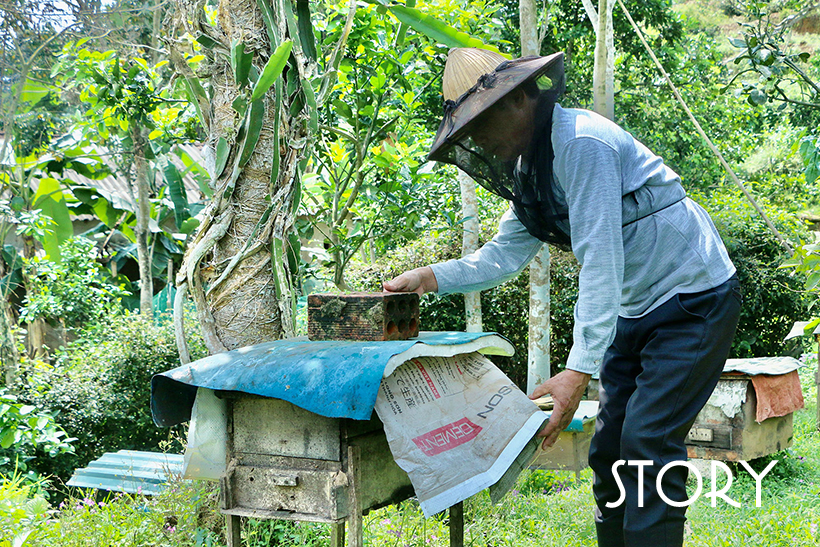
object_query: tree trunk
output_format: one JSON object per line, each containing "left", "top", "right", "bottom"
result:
{"left": 19, "top": 233, "right": 46, "bottom": 360}
{"left": 152, "top": 0, "right": 162, "bottom": 64}
{"left": 587, "top": 0, "right": 615, "bottom": 120}
{"left": 519, "top": 0, "right": 540, "bottom": 57}
{"left": 520, "top": 0, "right": 551, "bottom": 392}
{"left": 172, "top": 0, "right": 309, "bottom": 352}
{"left": 457, "top": 170, "right": 482, "bottom": 332}
{"left": 527, "top": 249, "right": 550, "bottom": 394}
{"left": 0, "top": 244, "right": 20, "bottom": 385}
{"left": 131, "top": 123, "right": 154, "bottom": 318}
{"left": 0, "top": 300, "right": 19, "bottom": 387}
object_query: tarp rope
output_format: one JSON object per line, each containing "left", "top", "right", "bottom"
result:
{"left": 616, "top": 0, "right": 794, "bottom": 256}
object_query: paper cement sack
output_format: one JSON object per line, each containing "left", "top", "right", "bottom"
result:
{"left": 375, "top": 352, "right": 546, "bottom": 516}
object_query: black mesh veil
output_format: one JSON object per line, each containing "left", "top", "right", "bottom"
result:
{"left": 429, "top": 55, "right": 572, "bottom": 250}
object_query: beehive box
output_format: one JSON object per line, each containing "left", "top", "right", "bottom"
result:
{"left": 685, "top": 375, "right": 793, "bottom": 461}
{"left": 219, "top": 394, "right": 415, "bottom": 522}
{"left": 308, "top": 292, "right": 419, "bottom": 341}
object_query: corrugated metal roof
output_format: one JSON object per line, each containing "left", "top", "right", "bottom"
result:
{"left": 67, "top": 450, "right": 184, "bottom": 495}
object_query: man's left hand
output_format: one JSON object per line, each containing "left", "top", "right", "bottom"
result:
{"left": 529, "top": 369, "right": 592, "bottom": 450}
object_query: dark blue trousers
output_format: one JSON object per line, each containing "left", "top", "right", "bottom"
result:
{"left": 588, "top": 275, "right": 742, "bottom": 547}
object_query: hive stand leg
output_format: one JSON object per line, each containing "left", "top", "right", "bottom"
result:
{"left": 347, "top": 445, "right": 363, "bottom": 547}
{"left": 449, "top": 502, "right": 464, "bottom": 547}
{"left": 227, "top": 514, "right": 241, "bottom": 547}
{"left": 331, "top": 522, "right": 346, "bottom": 547}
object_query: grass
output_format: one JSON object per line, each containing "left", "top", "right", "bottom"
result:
{"left": 3, "top": 357, "right": 819, "bottom": 546}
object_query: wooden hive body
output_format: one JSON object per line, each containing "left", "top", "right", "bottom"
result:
{"left": 685, "top": 376, "right": 793, "bottom": 461}
{"left": 308, "top": 292, "right": 420, "bottom": 341}
{"left": 220, "top": 394, "right": 415, "bottom": 522}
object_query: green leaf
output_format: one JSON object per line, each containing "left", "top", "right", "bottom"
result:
{"left": 250, "top": 40, "right": 293, "bottom": 102}
{"left": 270, "top": 78, "right": 283, "bottom": 192}
{"left": 19, "top": 405, "right": 35, "bottom": 416}
{"left": 232, "top": 95, "right": 249, "bottom": 118}
{"left": 163, "top": 159, "right": 190, "bottom": 227}
{"left": 214, "top": 136, "right": 230, "bottom": 181}
{"left": 196, "top": 34, "right": 221, "bottom": 49}
{"left": 395, "top": 0, "right": 416, "bottom": 46}
{"left": 181, "top": 77, "right": 209, "bottom": 132}
{"left": 33, "top": 177, "right": 73, "bottom": 262}
{"left": 798, "top": 52, "right": 810, "bottom": 62}
{"left": 301, "top": 77, "right": 318, "bottom": 133}
{"left": 807, "top": 163, "right": 819, "bottom": 185}
{"left": 291, "top": 169, "right": 301, "bottom": 215}
{"left": 0, "top": 427, "right": 15, "bottom": 449}
{"left": 286, "top": 232, "right": 301, "bottom": 274}
{"left": 387, "top": 5, "right": 508, "bottom": 56}
{"left": 296, "top": 0, "right": 318, "bottom": 61}
{"left": 180, "top": 217, "right": 201, "bottom": 235}
{"left": 271, "top": 238, "right": 284, "bottom": 299}
{"left": 20, "top": 78, "right": 50, "bottom": 104}
{"left": 231, "top": 40, "right": 254, "bottom": 88}
{"left": 239, "top": 99, "right": 265, "bottom": 167}
{"left": 729, "top": 37, "right": 746, "bottom": 48}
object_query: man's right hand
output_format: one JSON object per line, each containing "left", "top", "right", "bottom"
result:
{"left": 383, "top": 266, "right": 438, "bottom": 295}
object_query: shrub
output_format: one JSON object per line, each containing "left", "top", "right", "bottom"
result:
{"left": 20, "top": 310, "right": 207, "bottom": 483}
{"left": 0, "top": 473, "right": 50, "bottom": 545}
{"left": 698, "top": 189, "right": 809, "bottom": 357}
{"left": 0, "top": 390, "right": 74, "bottom": 480}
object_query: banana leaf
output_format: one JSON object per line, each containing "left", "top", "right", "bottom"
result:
{"left": 33, "top": 177, "right": 74, "bottom": 262}
{"left": 162, "top": 159, "right": 190, "bottom": 227}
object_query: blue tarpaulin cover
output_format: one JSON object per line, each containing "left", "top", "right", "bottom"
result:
{"left": 151, "top": 331, "right": 514, "bottom": 427}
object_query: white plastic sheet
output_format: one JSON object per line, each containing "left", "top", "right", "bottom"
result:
{"left": 375, "top": 352, "right": 546, "bottom": 516}
{"left": 182, "top": 388, "right": 228, "bottom": 480}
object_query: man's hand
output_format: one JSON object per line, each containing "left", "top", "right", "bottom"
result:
{"left": 530, "top": 369, "right": 591, "bottom": 450}
{"left": 383, "top": 266, "right": 438, "bottom": 295}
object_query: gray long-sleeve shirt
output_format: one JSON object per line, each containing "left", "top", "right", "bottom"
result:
{"left": 430, "top": 104, "right": 736, "bottom": 375}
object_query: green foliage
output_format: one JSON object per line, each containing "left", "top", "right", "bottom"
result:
{"left": 0, "top": 473, "right": 50, "bottom": 547}
{"left": 798, "top": 135, "right": 820, "bottom": 185}
{"left": 304, "top": 1, "right": 477, "bottom": 288}
{"left": 0, "top": 390, "right": 74, "bottom": 481}
{"left": 618, "top": 31, "right": 765, "bottom": 192}
{"left": 24, "top": 478, "right": 224, "bottom": 547}
{"left": 20, "top": 311, "right": 207, "bottom": 483}
{"left": 19, "top": 237, "right": 128, "bottom": 328}
{"left": 698, "top": 189, "right": 808, "bottom": 357}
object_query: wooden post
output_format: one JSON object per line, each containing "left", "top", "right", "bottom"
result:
{"left": 449, "top": 502, "right": 464, "bottom": 547}
{"left": 227, "top": 515, "right": 241, "bottom": 547}
{"left": 347, "top": 445, "right": 363, "bottom": 547}
{"left": 331, "top": 522, "right": 346, "bottom": 547}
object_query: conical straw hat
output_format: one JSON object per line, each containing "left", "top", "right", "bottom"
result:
{"left": 429, "top": 50, "right": 565, "bottom": 161}
{"left": 442, "top": 48, "right": 507, "bottom": 102}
